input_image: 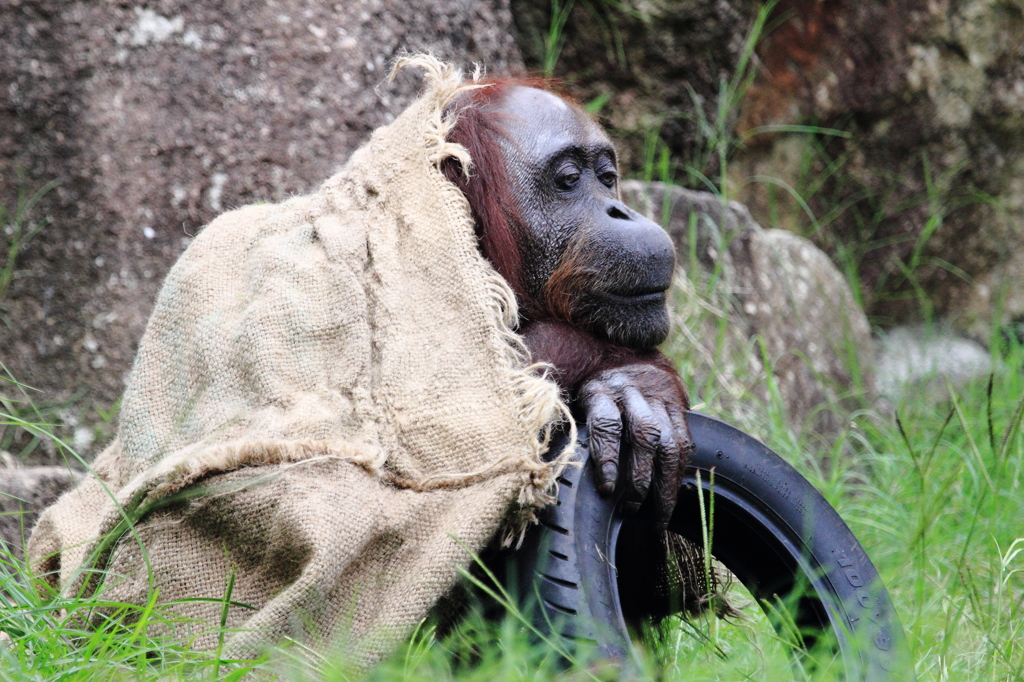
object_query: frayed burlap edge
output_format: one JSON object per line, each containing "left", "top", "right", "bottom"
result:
{"left": 37, "top": 56, "right": 577, "bottom": 606}
{"left": 388, "top": 54, "right": 576, "bottom": 543}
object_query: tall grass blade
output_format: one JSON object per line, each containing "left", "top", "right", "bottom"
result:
{"left": 998, "top": 388, "right": 1024, "bottom": 463}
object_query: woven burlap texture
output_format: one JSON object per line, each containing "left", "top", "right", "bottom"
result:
{"left": 27, "top": 56, "right": 570, "bottom": 669}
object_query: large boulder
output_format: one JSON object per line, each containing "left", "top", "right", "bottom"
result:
{"left": 622, "top": 180, "right": 874, "bottom": 437}
{"left": 874, "top": 325, "right": 992, "bottom": 402}
{"left": 0, "top": 463, "right": 81, "bottom": 558}
{"left": 0, "top": 1, "right": 523, "bottom": 456}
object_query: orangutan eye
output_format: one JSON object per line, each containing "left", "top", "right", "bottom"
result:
{"left": 555, "top": 165, "right": 581, "bottom": 191}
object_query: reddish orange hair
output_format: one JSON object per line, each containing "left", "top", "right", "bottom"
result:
{"left": 442, "top": 77, "right": 572, "bottom": 310}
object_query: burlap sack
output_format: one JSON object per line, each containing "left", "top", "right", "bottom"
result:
{"left": 27, "top": 56, "right": 570, "bottom": 669}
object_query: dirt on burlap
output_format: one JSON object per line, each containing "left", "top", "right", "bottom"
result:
{"left": 27, "top": 56, "right": 570, "bottom": 671}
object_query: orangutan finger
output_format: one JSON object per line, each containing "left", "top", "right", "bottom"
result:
{"left": 585, "top": 390, "right": 623, "bottom": 496}
{"left": 651, "top": 402, "right": 682, "bottom": 529}
{"left": 621, "top": 386, "right": 658, "bottom": 513}
{"left": 668, "top": 406, "right": 695, "bottom": 467}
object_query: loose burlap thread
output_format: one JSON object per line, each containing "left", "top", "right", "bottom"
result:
{"left": 28, "top": 56, "right": 571, "bottom": 670}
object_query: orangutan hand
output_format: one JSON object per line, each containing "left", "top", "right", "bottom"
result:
{"left": 579, "top": 363, "right": 693, "bottom": 528}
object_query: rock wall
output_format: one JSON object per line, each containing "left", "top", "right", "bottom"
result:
{"left": 510, "top": 0, "right": 760, "bottom": 172}
{"left": 729, "top": 0, "right": 1024, "bottom": 337}
{"left": 0, "top": 0, "right": 523, "bottom": 454}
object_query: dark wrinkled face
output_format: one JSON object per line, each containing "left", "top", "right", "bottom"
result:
{"left": 489, "top": 86, "right": 676, "bottom": 349}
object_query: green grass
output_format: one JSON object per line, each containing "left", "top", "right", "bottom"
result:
{"left": 2, "top": 321, "right": 1022, "bottom": 679}
{"left": 752, "top": 132, "right": 998, "bottom": 324}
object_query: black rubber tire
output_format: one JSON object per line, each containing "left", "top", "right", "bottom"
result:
{"left": 515, "top": 412, "right": 915, "bottom": 680}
